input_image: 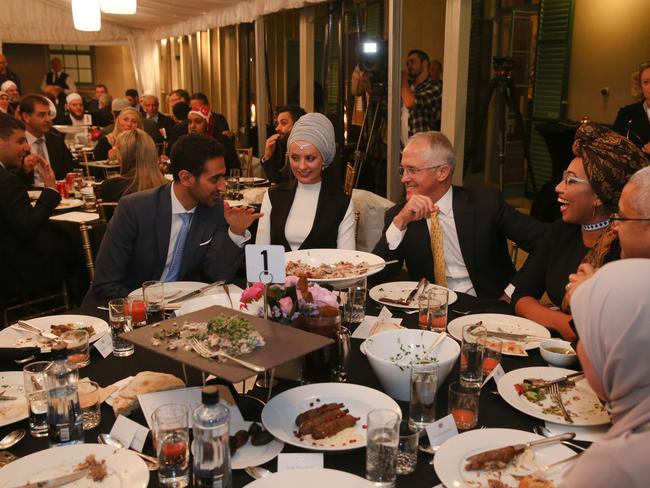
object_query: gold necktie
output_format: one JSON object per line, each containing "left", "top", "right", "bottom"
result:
{"left": 430, "top": 211, "right": 447, "bottom": 287}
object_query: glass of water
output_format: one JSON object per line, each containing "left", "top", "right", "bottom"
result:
{"left": 343, "top": 277, "right": 366, "bottom": 326}
{"left": 78, "top": 380, "right": 101, "bottom": 430}
{"left": 460, "top": 323, "right": 487, "bottom": 389}
{"left": 397, "top": 420, "right": 419, "bottom": 475}
{"left": 153, "top": 404, "right": 190, "bottom": 487}
{"left": 408, "top": 361, "right": 438, "bottom": 431}
{"left": 108, "top": 298, "right": 134, "bottom": 357}
{"left": 366, "top": 409, "right": 400, "bottom": 487}
{"left": 143, "top": 280, "right": 165, "bottom": 324}
{"left": 23, "top": 361, "right": 51, "bottom": 437}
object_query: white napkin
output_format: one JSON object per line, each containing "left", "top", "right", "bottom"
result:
{"left": 50, "top": 211, "right": 100, "bottom": 223}
{"left": 351, "top": 315, "right": 403, "bottom": 339}
{"left": 544, "top": 421, "right": 609, "bottom": 442}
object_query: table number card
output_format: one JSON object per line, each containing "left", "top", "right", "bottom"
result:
{"left": 94, "top": 333, "right": 113, "bottom": 358}
{"left": 425, "top": 414, "right": 459, "bottom": 449}
{"left": 277, "top": 453, "right": 324, "bottom": 472}
{"left": 245, "top": 244, "right": 286, "bottom": 284}
{"left": 110, "top": 415, "right": 150, "bottom": 452}
{"left": 481, "top": 363, "right": 506, "bottom": 388}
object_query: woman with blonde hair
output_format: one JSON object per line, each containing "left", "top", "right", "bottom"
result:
{"left": 96, "top": 128, "right": 166, "bottom": 202}
{"left": 613, "top": 61, "right": 650, "bottom": 153}
{"left": 94, "top": 106, "right": 143, "bottom": 161}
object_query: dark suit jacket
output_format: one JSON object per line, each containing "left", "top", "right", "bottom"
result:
{"left": 84, "top": 184, "right": 244, "bottom": 303}
{"left": 613, "top": 101, "right": 650, "bottom": 149}
{"left": 148, "top": 113, "right": 175, "bottom": 133}
{"left": 20, "top": 131, "right": 75, "bottom": 184}
{"left": 261, "top": 140, "right": 292, "bottom": 183}
{"left": 91, "top": 107, "right": 113, "bottom": 127}
{"left": 372, "top": 186, "right": 545, "bottom": 299}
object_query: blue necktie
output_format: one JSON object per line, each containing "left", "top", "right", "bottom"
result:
{"left": 166, "top": 213, "right": 192, "bottom": 282}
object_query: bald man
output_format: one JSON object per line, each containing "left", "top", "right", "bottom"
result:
{"left": 40, "top": 57, "right": 76, "bottom": 95}
{"left": 0, "top": 53, "right": 21, "bottom": 94}
{"left": 142, "top": 94, "right": 175, "bottom": 133}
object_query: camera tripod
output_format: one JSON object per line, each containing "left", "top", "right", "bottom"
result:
{"left": 466, "top": 62, "right": 537, "bottom": 195}
{"left": 344, "top": 91, "right": 387, "bottom": 196}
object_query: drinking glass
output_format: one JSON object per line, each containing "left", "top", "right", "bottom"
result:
{"left": 23, "top": 361, "right": 51, "bottom": 437}
{"left": 460, "top": 323, "right": 487, "bottom": 388}
{"left": 127, "top": 296, "right": 147, "bottom": 328}
{"left": 365, "top": 409, "right": 400, "bottom": 487}
{"left": 344, "top": 277, "right": 366, "bottom": 326}
{"left": 396, "top": 420, "right": 419, "bottom": 475}
{"left": 143, "top": 280, "right": 165, "bottom": 324}
{"left": 153, "top": 404, "right": 190, "bottom": 487}
{"left": 408, "top": 361, "right": 438, "bottom": 431}
{"left": 62, "top": 329, "right": 90, "bottom": 368}
{"left": 80, "top": 186, "right": 96, "bottom": 211}
{"left": 448, "top": 381, "right": 480, "bottom": 430}
{"left": 78, "top": 380, "right": 101, "bottom": 430}
{"left": 226, "top": 168, "right": 240, "bottom": 199}
{"left": 108, "top": 298, "right": 134, "bottom": 357}
{"left": 483, "top": 338, "right": 503, "bottom": 376}
{"left": 428, "top": 288, "right": 448, "bottom": 332}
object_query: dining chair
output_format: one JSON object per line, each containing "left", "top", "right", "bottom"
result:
{"left": 97, "top": 200, "right": 118, "bottom": 223}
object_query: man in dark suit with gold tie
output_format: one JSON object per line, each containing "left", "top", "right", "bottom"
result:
{"left": 372, "top": 131, "right": 544, "bottom": 299}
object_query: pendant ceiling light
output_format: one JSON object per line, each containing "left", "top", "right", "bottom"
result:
{"left": 99, "top": 0, "right": 137, "bottom": 15}
{"left": 72, "top": 0, "right": 101, "bottom": 31}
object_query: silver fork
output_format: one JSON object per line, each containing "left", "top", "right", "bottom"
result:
{"left": 13, "top": 321, "right": 60, "bottom": 341}
{"left": 549, "top": 382, "right": 573, "bottom": 423}
{"left": 189, "top": 338, "right": 265, "bottom": 373}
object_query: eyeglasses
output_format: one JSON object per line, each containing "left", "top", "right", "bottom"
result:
{"left": 398, "top": 164, "right": 447, "bottom": 177}
{"left": 611, "top": 212, "right": 650, "bottom": 222}
{"left": 562, "top": 170, "right": 589, "bottom": 186}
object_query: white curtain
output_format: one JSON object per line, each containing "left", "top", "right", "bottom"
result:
{"left": 127, "top": 34, "right": 160, "bottom": 98}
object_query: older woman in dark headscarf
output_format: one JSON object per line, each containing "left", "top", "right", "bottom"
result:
{"left": 559, "top": 259, "right": 650, "bottom": 487}
{"left": 255, "top": 112, "right": 355, "bottom": 251}
{"left": 512, "top": 123, "right": 647, "bottom": 340}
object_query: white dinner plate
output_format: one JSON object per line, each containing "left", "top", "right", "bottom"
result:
{"left": 239, "top": 177, "right": 268, "bottom": 186}
{"left": 0, "top": 443, "right": 149, "bottom": 488}
{"left": 128, "top": 281, "right": 208, "bottom": 310}
{"left": 434, "top": 428, "right": 575, "bottom": 488}
{"left": 246, "top": 468, "right": 372, "bottom": 487}
{"left": 56, "top": 198, "right": 84, "bottom": 210}
{"left": 368, "top": 281, "right": 458, "bottom": 309}
{"left": 447, "top": 313, "right": 551, "bottom": 354}
{"left": 261, "top": 382, "right": 400, "bottom": 452}
{"left": 175, "top": 285, "right": 247, "bottom": 316}
{"left": 0, "top": 371, "right": 28, "bottom": 428}
{"left": 498, "top": 367, "right": 610, "bottom": 426}
{"left": 230, "top": 421, "right": 284, "bottom": 469}
{"left": 0, "top": 314, "right": 110, "bottom": 352}
{"left": 285, "top": 249, "right": 385, "bottom": 288}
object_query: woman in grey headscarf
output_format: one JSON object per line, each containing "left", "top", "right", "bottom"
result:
{"left": 560, "top": 258, "right": 650, "bottom": 487}
{"left": 256, "top": 112, "right": 356, "bottom": 251}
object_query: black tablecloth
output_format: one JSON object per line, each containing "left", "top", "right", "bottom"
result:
{"left": 0, "top": 293, "right": 588, "bottom": 487}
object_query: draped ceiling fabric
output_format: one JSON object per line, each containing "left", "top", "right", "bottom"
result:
{"left": 1, "top": 0, "right": 325, "bottom": 96}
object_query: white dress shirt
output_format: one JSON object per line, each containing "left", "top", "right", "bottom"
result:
{"left": 26, "top": 131, "right": 51, "bottom": 188}
{"left": 644, "top": 101, "right": 650, "bottom": 125}
{"left": 385, "top": 186, "right": 477, "bottom": 296}
{"left": 160, "top": 183, "right": 251, "bottom": 281}
{"left": 40, "top": 71, "right": 77, "bottom": 94}
{"left": 256, "top": 181, "right": 356, "bottom": 251}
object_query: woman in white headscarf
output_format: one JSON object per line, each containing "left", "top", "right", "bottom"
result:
{"left": 561, "top": 258, "right": 650, "bottom": 487}
{"left": 255, "top": 112, "right": 356, "bottom": 251}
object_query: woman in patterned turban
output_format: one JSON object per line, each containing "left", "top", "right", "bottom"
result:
{"left": 512, "top": 122, "right": 648, "bottom": 340}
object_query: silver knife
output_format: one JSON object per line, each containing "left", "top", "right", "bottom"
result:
{"left": 12, "top": 469, "right": 89, "bottom": 488}
{"left": 405, "top": 278, "right": 429, "bottom": 304}
{"left": 167, "top": 280, "right": 225, "bottom": 304}
{"left": 486, "top": 330, "right": 549, "bottom": 342}
{"left": 524, "top": 371, "right": 585, "bottom": 388}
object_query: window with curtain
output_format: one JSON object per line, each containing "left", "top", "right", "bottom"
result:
{"left": 47, "top": 45, "right": 95, "bottom": 85}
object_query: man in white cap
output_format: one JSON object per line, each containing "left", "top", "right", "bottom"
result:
{"left": 1, "top": 80, "right": 20, "bottom": 106}
{"left": 61, "top": 93, "right": 91, "bottom": 126}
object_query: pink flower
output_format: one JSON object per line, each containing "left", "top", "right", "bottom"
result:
{"left": 278, "top": 296, "right": 294, "bottom": 316}
{"left": 309, "top": 284, "right": 338, "bottom": 308}
{"left": 285, "top": 276, "right": 299, "bottom": 287}
{"left": 240, "top": 283, "right": 265, "bottom": 303}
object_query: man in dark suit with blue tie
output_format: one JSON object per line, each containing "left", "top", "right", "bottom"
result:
{"left": 84, "top": 134, "right": 262, "bottom": 303}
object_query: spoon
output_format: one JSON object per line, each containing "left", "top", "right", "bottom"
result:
{"left": 533, "top": 426, "right": 586, "bottom": 452}
{"left": 97, "top": 433, "right": 160, "bottom": 469}
{"left": 0, "top": 429, "right": 25, "bottom": 449}
{"left": 245, "top": 466, "right": 272, "bottom": 479}
{"left": 422, "top": 331, "right": 447, "bottom": 359}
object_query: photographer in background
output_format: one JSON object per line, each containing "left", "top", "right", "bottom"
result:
{"left": 401, "top": 49, "right": 441, "bottom": 145}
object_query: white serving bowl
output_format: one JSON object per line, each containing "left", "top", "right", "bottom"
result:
{"left": 539, "top": 339, "right": 578, "bottom": 367}
{"left": 363, "top": 329, "right": 460, "bottom": 401}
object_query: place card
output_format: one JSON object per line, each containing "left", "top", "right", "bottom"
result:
{"left": 94, "top": 333, "right": 113, "bottom": 358}
{"left": 351, "top": 314, "right": 403, "bottom": 339}
{"left": 277, "top": 453, "right": 324, "bottom": 472}
{"left": 481, "top": 363, "right": 505, "bottom": 388}
{"left": 425, "top": 414, "right": 459, "bottom": 449}
{"left": 110, "top": 415, "right": 150, "bottom": 452}
{"left": 377, "top": 306, "right": 393, "bottom": 322}
{"left": 244, "top": 244, "right": 286, "bottom": 284}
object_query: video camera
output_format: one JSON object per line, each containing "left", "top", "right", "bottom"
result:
{"left": 492, "top": 56, "right": 515, "bottom": 77}
{"left": 359, "top": 39, "right": 388, "bottom": 95}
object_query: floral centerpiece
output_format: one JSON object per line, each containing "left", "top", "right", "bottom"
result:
{"left": 240, "top": 276, "right": 339, "bottom": 325}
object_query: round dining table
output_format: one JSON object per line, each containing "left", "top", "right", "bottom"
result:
{"left": 0, "top": 291, "right": 589, "bottom": 487}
